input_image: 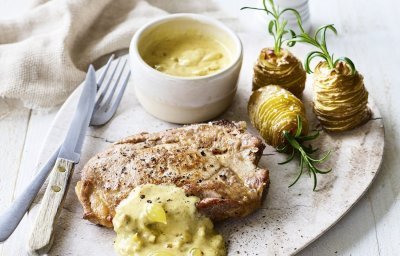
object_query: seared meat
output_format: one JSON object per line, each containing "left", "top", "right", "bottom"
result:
{"left": 75, "top": 120, "right": 269, "bottom": 228}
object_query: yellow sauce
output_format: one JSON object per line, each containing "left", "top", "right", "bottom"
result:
{"left": 142, "top": 33, "right": 231, "bottom": 77}
{"left": 113, "top": 184, "right": 226, "bottom": 256}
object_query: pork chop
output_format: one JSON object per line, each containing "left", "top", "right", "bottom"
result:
{"left": 75, "top": 120, "right": 269, "bottom": 228}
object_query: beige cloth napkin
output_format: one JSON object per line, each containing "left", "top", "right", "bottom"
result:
{"left": 0, "top": 0, "right": 168, "bottom": 109}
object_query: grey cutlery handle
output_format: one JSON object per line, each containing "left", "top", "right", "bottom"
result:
{"left": 0, "top": 147, "right": 60, "bottom": 242}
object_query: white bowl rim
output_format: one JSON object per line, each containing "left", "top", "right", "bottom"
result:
{"left": 130, "top": 13, "right": 243, "bottom": 81}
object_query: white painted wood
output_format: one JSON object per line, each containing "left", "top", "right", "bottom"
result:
{"left": 0, "top": 11, "right": 36, "bottom": 256}
{"left": 0, "top": 109, "right": 59, "bottom": 256}
{"left": 0, "top": 103, "right": 30, "bottom": 209}
{"left": 1, "top": 0, "right": 400, "bottom": 255}
{"left": 0, "top": 101, "right": 31, "bottom": 256}
{"left": 0, "top": 148, "right": 60, "bottom": 242}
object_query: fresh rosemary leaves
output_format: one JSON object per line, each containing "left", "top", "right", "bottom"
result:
{"left": 287, "top": 24, "right": 356, "bottom": 74}
{"left": 243, "top": 0, "right": 335, "bottom": 190}
{"left": 277, "top": 116, "right": 331, "bottom": 191}
{"left": 241, "top": 0, "right": 302, "bottom": 54}
{"left": 242, "top": 0, "right": 356, "bottom": 74}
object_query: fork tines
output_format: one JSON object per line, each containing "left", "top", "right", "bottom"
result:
{"left": 90, "top": 55, "right": 131, "bottom": 126}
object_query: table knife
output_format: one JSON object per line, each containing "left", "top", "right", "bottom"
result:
{"left": 27, "top": 66, "right": 97, "bottom": 255}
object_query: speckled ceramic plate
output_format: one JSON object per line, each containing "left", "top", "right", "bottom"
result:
{"left": 28, "top": 53, "right": 384, "bottom": 255}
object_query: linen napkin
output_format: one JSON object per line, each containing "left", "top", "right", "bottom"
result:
{"left": 0, "top": 0, "right": 167, "bottom": 109}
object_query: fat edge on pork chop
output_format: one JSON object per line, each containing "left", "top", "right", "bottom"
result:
{"left": 75, "top": 120, "right": 269, "bottom": 228}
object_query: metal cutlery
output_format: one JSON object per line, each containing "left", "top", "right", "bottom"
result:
{"left": 0, "top": 55, "right": 130, "bottom": 245}
{"left": 27, "top": 64, "right": 97, "bottom": 255}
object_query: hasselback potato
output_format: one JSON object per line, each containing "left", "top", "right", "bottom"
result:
{"left": 313, "top": 61, "right": 370, "bottom": 132}
{"left": 248, "top": 85, "right": 331, "bottom": 191}
{"left": 248, "top": 85, "right": 308, "bottom": 148}
{"left": 241, "top": 1, "right": 306, "bottom": 97}
{"left": 244, "top": 1, "right": 332, "bottom": 191}
{"left": 253, "top": 48, "right": 307, "bottom": 97}
{"left": 287, "top": 24, "right": 371, "bottom": 132}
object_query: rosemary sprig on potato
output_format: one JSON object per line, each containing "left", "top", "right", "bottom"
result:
{"left": 248, "top": 86, "right": 331, "bottom": 190}
{"left": 241, "top": 0, "right": 306, "bottom": 97}
{"left": 278, "top": 116, "right": 331, "bottom": 190}
{"left": 287, "top": 22, "right": 371, "bottom": 132}
{"left": 287, "top": 24, "right": 356, "bottom": 75}
{"left": 241, "top": 0, "right": 301, "bottom": 54}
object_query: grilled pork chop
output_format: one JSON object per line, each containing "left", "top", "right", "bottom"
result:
{"left": 76, "top": 120, "right": 269, "bottom": 227}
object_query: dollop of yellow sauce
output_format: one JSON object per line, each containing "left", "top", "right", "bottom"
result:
{"left": 142, "top": 32, "right": 231, "bottom": 77}
{"left": 113, "top": 184, "right": 226, "bottom": 256}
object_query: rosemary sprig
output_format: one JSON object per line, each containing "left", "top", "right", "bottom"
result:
{"left": 277, "top": 115, "right": 332, "bottom": 191}
{"left": 287, "top": 24, "right": 356, "bottom": 75}
{"left": 241, "top": 0, "right": 302, "bottom": 54}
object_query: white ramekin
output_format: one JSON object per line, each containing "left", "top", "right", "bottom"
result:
{"left": 129, "top": 13, "right": 243, "bottom": 124}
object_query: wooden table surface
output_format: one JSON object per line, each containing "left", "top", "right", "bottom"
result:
{"left": 1, "top": 0, "right": 399, "bottom": 255}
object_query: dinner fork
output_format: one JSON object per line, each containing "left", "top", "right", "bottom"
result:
{"left": 0, "top": 55, "right": 131, "bottom": 242}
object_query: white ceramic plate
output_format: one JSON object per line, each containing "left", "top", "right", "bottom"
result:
{"left": 27, "top": 51, "right": 384, "bottom": 255}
